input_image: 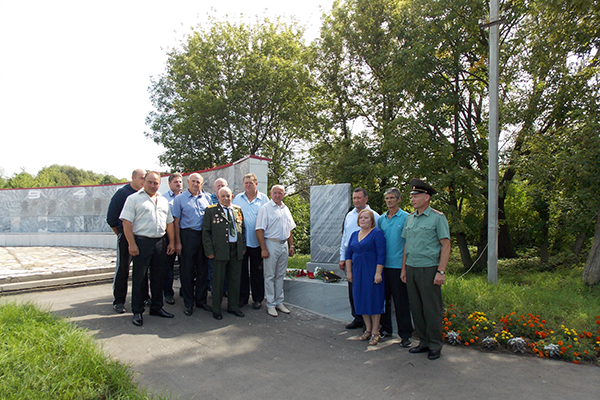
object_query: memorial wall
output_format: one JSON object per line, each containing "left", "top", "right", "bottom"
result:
{"left": 0, "top": 155, "right": 269, "bottom": 248}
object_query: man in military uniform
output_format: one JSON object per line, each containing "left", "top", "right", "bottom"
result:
{"left": 202, "top": 187, "right": 246, "bottom": 320}
{"left": 401, "top": 178, "right": 451, "bottom": 360}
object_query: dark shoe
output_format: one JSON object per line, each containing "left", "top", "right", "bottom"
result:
{"left": 227, "top": 310, "right": 245, "bottom": 317}
{"left": 213, "top": 312, "right": 223, "bottom": 320}
{"left": 196, "top": 303, "right": 213, "bottom": 312}
{"left": 132, "top": 313, "right": 143, "bottom": 326}
{"left": 150, "top": 308, "right": 174, "bottom": 318}
{"left": 164, "top": 295, "right": 175, "bottom": 305}
{"left": 409, "top": 344, "right": 429, "bottom": 354}
{"left": 113, "top": 303, "right": 126, "bottom": 314}
{"left": 345, "top": 320, "right": 365, "bottom": 330}
{"left": 428, "top": 350, "right": 441, "bottom": 360}
{"left": 400, "top": 338, "right": 412, "bottom": 348}
{"left": 252, "top": 301, "right": 262, "bottom": 310}
{"left": 184, "top": 307, "right": 194, "bottom": 316}
{"left": 379, "top": 330, "right": 391, "bottom": 339}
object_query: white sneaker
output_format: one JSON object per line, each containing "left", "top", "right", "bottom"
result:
{"left": 276, "top": 304, "right": 290, "bottom": 314}
{"left": 267, "top": 307, "right": 278, "bottom": 317}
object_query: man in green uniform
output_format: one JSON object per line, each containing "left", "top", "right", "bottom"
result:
{"left": 401, "top": 178, "right": 451, "bottom": 360}
{"left": 202, "top": 187, "right": 246, "bottom": 320}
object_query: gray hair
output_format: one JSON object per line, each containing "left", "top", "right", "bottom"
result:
{"left": 384, "top": 187, "right": 401, "bottom": 199}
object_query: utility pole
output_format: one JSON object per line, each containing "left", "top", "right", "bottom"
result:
{"left": 487, "top": 0, "right": 500, "bottom": 283}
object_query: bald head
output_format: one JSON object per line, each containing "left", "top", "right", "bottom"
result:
{"left": 131, "top": 168, "right": 146, "bottom": 191}
{"left": 218, "top": 186, "right": 233, "bottom": 207}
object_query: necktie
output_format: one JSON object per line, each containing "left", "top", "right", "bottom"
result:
{"left": 226, "top": 207, "right": 236, "bottom": 237}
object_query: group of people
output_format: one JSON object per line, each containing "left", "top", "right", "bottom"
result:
{"left": 106, "top": 170, "right": 296, "bottom": 327}
{"left": 106, "top": 170, "right": 451, "bottom": 361}
{"left": 339, "top": 180, "right": 450, "bottom": 360}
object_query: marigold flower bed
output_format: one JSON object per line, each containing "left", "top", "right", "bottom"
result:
{"left": 443, "top": 305, "right": 600, "bottom": 364}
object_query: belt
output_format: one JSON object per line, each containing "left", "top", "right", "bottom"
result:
{"left": 134, "top": 235, "right": 164, "bottom": 240}
{"left": 266, "top": 238, "right": 287, "bottom": 244}
{"left": 181, "top": 228, "right": 201, "bottom": 232}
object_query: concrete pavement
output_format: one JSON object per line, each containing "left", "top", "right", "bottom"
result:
{"left": 1, "top": 246, "right": 599, "bottom": 399}
{"left": 3, "top": 282, "right": 599, "bottom": 400}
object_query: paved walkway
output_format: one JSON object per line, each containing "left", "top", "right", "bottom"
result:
{"left": 1, "top": 247, "right": 599, "bottom": 399}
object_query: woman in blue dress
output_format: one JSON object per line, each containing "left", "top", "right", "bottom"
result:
{"left": 345, "top": 209, "right": 387, "bottom": 345}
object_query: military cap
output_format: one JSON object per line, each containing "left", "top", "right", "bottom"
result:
{"left": 409, "top": 178, "right": 437, "bottom": 196}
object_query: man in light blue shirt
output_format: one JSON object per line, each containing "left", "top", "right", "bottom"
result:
{"left": 162, "top": 172, "right": 183, "bottom": 305}
{"left": 172, "top": 173, "right": 212, "bottom": 316}
{"left": 233, "top": 173, "right": 270, "bottom": 309}
{"left": 377, "top": 187, "right": 413, "bottom": 346}
{"left": 338, "top": 188, "right": 379, "bottom": 330}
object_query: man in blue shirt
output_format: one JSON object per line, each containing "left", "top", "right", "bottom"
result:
{"left": 162, "top": 172, "right": 183, "bottom": 305}
{"left": 339, "top": 188, "right": 379, "bottom": 329}
{"left": 377, "top": 187, "right": 413, "bottom": 346}
{"left": 172, "top": 173, "right": 212, "bottom": 316}
{"left": 233, "top": 173, "right": 270, "bottom": 309}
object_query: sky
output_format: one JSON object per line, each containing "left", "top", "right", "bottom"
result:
{"left": 0, "top": 0, "right": 331, "bottom": 180}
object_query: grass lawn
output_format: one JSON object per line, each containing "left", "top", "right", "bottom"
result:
{"left": 0, "top": 302, "right": 164, "bottom": 400}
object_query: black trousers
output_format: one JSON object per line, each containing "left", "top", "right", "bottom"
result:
{"left": 179, "top": 229, "right": 209, "bottom": 309}
{"left": 163, "top": 234, "right": 177, "bottom": 297}
{"left": 239, "top": 246, "right": 264, "bottom": 304}
{"left": 113, "top": 231, "right": 148, "bottom": 305}
{"left": 131, "top": 236, "right": 166, "bottom": 314}
{"left": 380, "top": 268, "right": 413, "bottom": 339}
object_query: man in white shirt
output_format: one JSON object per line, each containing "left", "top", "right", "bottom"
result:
{"left": 255, "top": 185, "right": 296, "bottom": 317}
{"left": 339, "top": 188, "right": 379, "bottom": 330}
{"left": 120, "top": 171, "right": 176, "bottom": 327}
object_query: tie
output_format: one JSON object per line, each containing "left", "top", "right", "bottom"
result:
{"left": 226, "top": 207, "right": 236, "bottom": 237}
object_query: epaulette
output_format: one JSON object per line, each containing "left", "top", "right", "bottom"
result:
{"left": 432, "top": 208, "right": 445, "bottom": 216}
{"left": 232, "top": 204, "right": 241, "bottom": 210}
{"left": 207, "top": 204, "right": 218, "bottom": 208}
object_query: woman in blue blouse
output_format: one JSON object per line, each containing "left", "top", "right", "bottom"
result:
{"left": 345, "top": 209, "right": 387, "bottom": 345}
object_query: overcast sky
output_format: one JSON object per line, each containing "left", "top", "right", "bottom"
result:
{"left": 0, "top": 0, "right": 330, "bottom": 180}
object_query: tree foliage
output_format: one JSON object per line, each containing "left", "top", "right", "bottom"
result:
{"left": 146, "top": 15, "right": 319, "bottom": 183}
{"left": 1, "top": 165, "right": 124, "bottom": 189}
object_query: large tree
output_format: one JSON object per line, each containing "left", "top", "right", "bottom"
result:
{"left": 146, "top": 15, "right": 319, "bottom": 182}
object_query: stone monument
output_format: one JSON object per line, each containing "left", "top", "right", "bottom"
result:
{"left": 306, "top": 183, "right": 351, "bottom": 274}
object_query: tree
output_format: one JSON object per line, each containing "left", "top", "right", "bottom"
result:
{"left": 146, "top": 15, "right": 319, "bottom": 183}
{"left": 4, "top": 165, "right": 123, "bottom": 188}
{"left": 311, "top": 0, "right": 492, "bottom": 267}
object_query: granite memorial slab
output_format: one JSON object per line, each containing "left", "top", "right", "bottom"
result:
{"left": 306, "top": 183, "right": 351, "bottom": 273}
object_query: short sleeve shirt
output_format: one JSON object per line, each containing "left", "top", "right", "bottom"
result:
{"left": 171, "top": 190, "right": 211, "bottom": 230}
{"left": 377, "top": 208, "right": 409, "bottom": 269}
{"left": 402, "top": 206, "right": 450, "bottom": 267}
{"left": 119, "top": 190, "right": 173, "bottom": 238}
{"left": 255, "top": 200, "right": 296, "bottom": 241}
{"left": 233, "top": 190, "right": 270, "bottom": 247}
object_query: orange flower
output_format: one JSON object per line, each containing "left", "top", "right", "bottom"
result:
{"left": 470, "top": 339, "right": 475, "bottom": 344}
{"left": 573, "top": 360, "right": 580, "bottom": 364}
{"left": 557, "top": 340, "right": 564, "bottom": 346}
{"left": 444, "top": 326, "right": 449, "bottom": 331}
{"left": 464, "top": 342, "right": 469, "bottom": 346}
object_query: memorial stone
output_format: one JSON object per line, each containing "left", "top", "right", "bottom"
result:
{"left": 306, "top": 183, "right": 351, "bottom": 274}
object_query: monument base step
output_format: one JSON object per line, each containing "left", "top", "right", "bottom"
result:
{"left": 284, "top": 277, "right": 351, "bottom": 322}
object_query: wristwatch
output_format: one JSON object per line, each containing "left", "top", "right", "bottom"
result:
{"left": 437, "top": 270, "right": 445, "bottom": 275}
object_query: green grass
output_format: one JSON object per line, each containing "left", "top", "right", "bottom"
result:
{"left": 0, "top": 302, "right": 164, "bottom": 400}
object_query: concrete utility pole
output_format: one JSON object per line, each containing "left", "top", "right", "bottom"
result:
{"left": 487, "top": 0, "right": 500, "bottom": 283}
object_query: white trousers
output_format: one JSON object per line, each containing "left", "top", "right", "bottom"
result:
{"left": 263, "top": 240, "right": 289, "bottom": 308}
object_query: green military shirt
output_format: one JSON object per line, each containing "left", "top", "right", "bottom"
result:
{"left": 402, "top": 206, "right": 450, "bottom": 267}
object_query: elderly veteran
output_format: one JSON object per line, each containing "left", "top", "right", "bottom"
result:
{"left": 203, "top": 187, "right": 246, "bottom": 320}
{"left": 401, "top": 178, "right": 451, "bottom": 360}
